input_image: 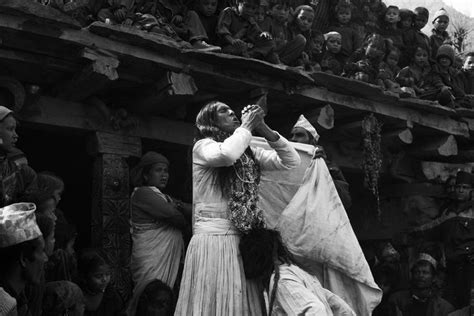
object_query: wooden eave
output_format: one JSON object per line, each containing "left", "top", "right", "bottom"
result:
{"left": 0, "top": 1, "right": 472, "bottom": 150}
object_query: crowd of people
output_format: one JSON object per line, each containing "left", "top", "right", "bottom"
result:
{"left": 33, "top": 0, "right": 474, "bottom": 109}
{"left": 1, "top": 0, "right": 474, "bottom": 314}
{"left": 1, "top": 94, "right": 473, "bottom": 315}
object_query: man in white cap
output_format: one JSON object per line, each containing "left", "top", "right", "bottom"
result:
{"left": 0, "top": 105, "right": 37, "bottom": 207}
{"left": 0, "top": 203, "right": 48, "bottom": 316}
{"left": 389, "top": 253, "right": 454, "bottom": 316}
{"left": 290, "top": 115, "right": 352, "bottom": 209}
{"left": 430, "top": 8, "right": 451, "bottom": 61}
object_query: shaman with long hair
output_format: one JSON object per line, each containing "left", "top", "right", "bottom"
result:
{"left": 174, "top": 101, "right": 300, "bottom": 315}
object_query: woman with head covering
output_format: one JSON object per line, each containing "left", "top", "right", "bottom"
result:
{"left": 129, "top": 152, "right": 190, "bottom": 294}
{"left": 174, "top": 101, "right": 300, "bottom": 315}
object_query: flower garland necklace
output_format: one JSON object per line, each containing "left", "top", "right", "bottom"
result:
{"left": 213, "top": 131, "right": 265, "bottom": 233}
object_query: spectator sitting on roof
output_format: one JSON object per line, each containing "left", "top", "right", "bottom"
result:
{"left": 455, "top": 52, "right": 474, "bottom": 108}
{"left": 290, "top": 114, "right": 352, "bottom": 209}
{"left": 0, "top": 106, "right": 37, "bottom": 208}
{"left": 429, "top": 8, "right": 452, "bottom": 62}
{"left": 259, "top": 0, "right": 306, "bottom": 66}
{"left": 217, "top": 0, "right": 279, "bottom": 63}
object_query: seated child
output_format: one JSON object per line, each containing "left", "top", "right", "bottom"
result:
{"left": 76, "top": 249, "right": 124, "bottom": 316}
{"left": 430, "top": 8, "right": 451, "bottom": 61}
{"left": 455, "top": 52, "right": 474, "bottom": 108}
{"left": 360, "top": 0, "right": 386, "bottom": 38}
{"left": 132, "top": 0, "right": 221, "bottom": 51}
{"left": 320, "top": 32, "right": 345, "bottom": 76}
{"left": 289, "top": 5, "right": 315, "bottom": 67}
{"left": 97, "top": 0, "right": 132, "bottom": 25}
{"left": 260, "top": 0, "right": 306, "bottom": 65}
{"left": 413, "top": 7, "right": 430, "bottom": 53}
{"left": 217, "top": 0, "right": 278, "bottom": 62}
{"left": 431, "top": 44, "right": 466, "bottom": 107}
{"left": 344, "top": 33, "right": 388, "bottom": 86}
{"left": 379, "top": 5, "right": 403, "bottom": 49}
{"left": 378, "top": 46, "right": 402, "bottom": 92}
{"left": 398, "top": 8, "right": 415, "bottom": 67}
{"left": 194, "top": 0, "right": 220, "bottom": 44}
{"left": 396, "top": 43, "right": 432, "bottom": 97}
{"left": 327, "top": 1, "right": 362, "bottom": 62}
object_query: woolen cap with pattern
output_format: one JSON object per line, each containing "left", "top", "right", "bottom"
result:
{"left": 0, "top": 106, "right": 13, "bottom": 121}
{"left": 0, "top": 203, "right": 42, "bottom": 248}
{"left": 432, "top": 8, "right": 449, "bottom": 23}
{"left": 324, "top": 31, "right": 341, "bottom": 41}
{"left": 414, "top": 252, "right": 437, "bottom": 270}
{"left": 436, "top": 44, "right": 455, "bottom": 65}
{"left": 292, "top": 115, "right": 320, "bottom": 142}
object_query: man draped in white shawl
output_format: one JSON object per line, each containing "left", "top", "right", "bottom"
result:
{"left": 253, "top": 115, "right": 382, "bottom": 315}
{"left": 289, "top": 115, "right": 352, "bottom": 209}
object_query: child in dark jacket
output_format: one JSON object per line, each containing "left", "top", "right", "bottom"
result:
{"left": 327, "top": 1, "right": 362, "bottom": 62}
{"left": 194, "top": 0, "right": 219, "bottom": 44}
{"left": 379, "top": 5, "right": 403, "bottom": 49}
{"left": 396, "top": 43, "right": 432, "bottom": 97}
{"left": 430, "top": 8, "right": 451, "bottom": 61}
{"left": 321, "top": 31, "right": 345, "bottom": 76}
{"left": 344, "top": 33, "right": 388, "bottom": 87}
{"left": 260, "top": 0, "right": 306, "bottom": 65}
{"left": 217, "top": 0, "right": 278, "bottom": 62}
{"left": 398, "top": 8, "right": 415, "bottom": 68}
{"left": 454, "top": 52, "right": 474, "bottom": 108}
{"left": 431, "top": 44, "right": 465, "bottom": 107}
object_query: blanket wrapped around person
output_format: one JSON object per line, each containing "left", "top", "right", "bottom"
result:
{"left": 253, "top": 138, "right": 382, "bottom": 316}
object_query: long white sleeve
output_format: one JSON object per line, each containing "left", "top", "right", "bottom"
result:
{"left": 273, "top": 277, "right": 331, "bottom": 316}
{"left": 254, "top": 134, "right": 301, "bottom": 171}
{"left": 193, "top": 127, "right": 252, "bottom": 167}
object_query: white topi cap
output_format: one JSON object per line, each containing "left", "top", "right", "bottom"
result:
{"left": 292, "top": 115, "right": 320, "bottom": 142}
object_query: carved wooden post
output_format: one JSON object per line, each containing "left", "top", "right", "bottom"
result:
{"left": 89, "top": 132, "right": 141, "bottom": 300}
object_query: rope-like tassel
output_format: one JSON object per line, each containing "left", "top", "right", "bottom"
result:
{"left": 268, "top": 239, "right": 279, "bottom": 315}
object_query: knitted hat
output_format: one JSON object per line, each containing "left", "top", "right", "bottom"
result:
{"left": 324, "top": 31, "right": 342, "bottom": 41}
{"left": 399, "top": 9, "right": 414, "bottom": 21}
{"left": 414, "top": 253, "right": 437, "bottom": 270}
{"left": 131, "top": 152, "right": 169, "bottom": 187}
{"left": 432, "top": 8, "right": 449, "bottom": 23}
{"left": 436, "top": 44, "right": 455, "bottom": 65}
{"left": 456, "top": 171, "right": 473, "bottom": 185}
{"left": 43, "top": 281, "right": 84, "bottom": 316}
{"left": 0, "top": 106, "right": 13, "bottom": 121}
{"left": 292, "top": 115, "right": 319, "bottom": 142}
{"left": 0, "top": 203, "right": 42, "bottom": 248}
{"left": 414, "top": 7, "right": 429, "bottom": 19}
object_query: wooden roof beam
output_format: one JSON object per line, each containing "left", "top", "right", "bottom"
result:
{"left": 19, "top": 96, "right": 194, "bottom": 145}
{"left": 298, "top": 87, "right": 469, "bottom": 138}
{"left": 56, "top": 48, "right": 119, "bottom": 101}
{"left": 407, "top": 135, "right": 458, "bottom": 160}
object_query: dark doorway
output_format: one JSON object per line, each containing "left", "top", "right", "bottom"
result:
{"left": 18, "top": 124, "right": 94, "bottom": 249}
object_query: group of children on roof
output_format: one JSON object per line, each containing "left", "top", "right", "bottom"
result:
{"left": 38, "top": 0, "right": 474, "bottom": 109}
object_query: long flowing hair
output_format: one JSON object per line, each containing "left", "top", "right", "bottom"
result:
{"left": 194, "top": 101, "right": 255, "bottom": 197}
{"left": 239, "top": 229, "right": 294, "bottom": 315}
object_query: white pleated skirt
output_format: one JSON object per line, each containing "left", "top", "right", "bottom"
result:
{"left": 175, "top": 217, "right": 265, "bottom": 316}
